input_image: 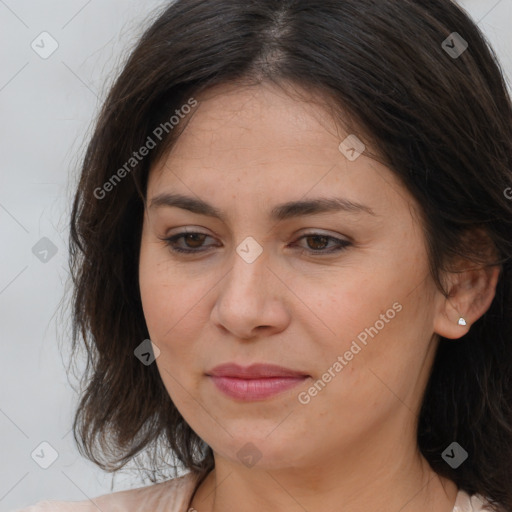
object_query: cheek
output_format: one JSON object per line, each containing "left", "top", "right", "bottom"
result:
{"left": 139, "top": 241, "right": 181, "bottom": 343}
{"left": 139, "top": 255, "right": 202, "bottom": 405}
{"left": 139, "top": 244, "right": 211, "bottom": 373}
{"left": 139, "top": 254, "right": 165, "bottom": 338}
{"left": 298, "top": 257, "right": 432, "bottom": 405}
{"left": 300, "top": 266, "right": 397, "bottom": 350}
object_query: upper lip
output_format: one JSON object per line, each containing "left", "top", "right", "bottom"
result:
{"left": 207, "top": 363, "right": 309, "bottom": 379}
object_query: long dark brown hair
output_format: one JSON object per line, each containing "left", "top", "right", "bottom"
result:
{"left": 68, "top": 0, "right": 512, "bottom": 509}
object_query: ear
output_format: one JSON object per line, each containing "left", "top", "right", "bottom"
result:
{"left": 433, "top": 260, "right": 501, "bottom": 340}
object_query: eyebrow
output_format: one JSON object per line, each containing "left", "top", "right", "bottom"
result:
{"left": 149, "top": 192, "right": 376, "bottom": 221}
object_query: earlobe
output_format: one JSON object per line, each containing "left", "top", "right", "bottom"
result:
{"left": 433, "top": 264, "right": 501, "bottom": 340}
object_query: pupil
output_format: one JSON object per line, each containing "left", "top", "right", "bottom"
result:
{"left": 308, "top": 236, "right": 327, "bottom": 250}
{"left": 186, "top": 234, "right": 205, "bottom": 248}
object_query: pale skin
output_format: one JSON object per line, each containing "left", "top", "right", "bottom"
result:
{"left": 138, "top": 81, "right": 500, "bottom": 512}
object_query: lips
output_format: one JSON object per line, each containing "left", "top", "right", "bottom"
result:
{"left": 206, "top": 363, "right": 309, "bottom": 401}
{"left": 206, "top": 363, "right": 309, "bottom": 379}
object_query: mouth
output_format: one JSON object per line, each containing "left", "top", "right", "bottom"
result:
{"left": 206, "top": 363, "right": 310, "bottom": 401}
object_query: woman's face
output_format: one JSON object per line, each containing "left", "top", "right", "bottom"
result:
{"left": 139, "top": 81, "right": 444, "bottom": 472}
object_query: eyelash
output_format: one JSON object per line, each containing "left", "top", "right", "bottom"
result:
{"left": 161, "top": 231, "right": 351, "bottom": 256}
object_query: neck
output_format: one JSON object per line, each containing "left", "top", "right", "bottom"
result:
{"left": 189, "top": 441, "right": 458, "bottom": 512}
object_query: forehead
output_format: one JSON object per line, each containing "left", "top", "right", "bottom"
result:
{"left": 150, "top": 81, "right": 344, "bottom": 177}
{"left": 146, "top": 81, "right": 413, "bottom": 224}
{"left": 154, "top": 84, "right": 323, "bottom": 170}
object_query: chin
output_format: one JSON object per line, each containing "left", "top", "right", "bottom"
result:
{"left": 210, "top": 431, "right": 306, "bottom": 471}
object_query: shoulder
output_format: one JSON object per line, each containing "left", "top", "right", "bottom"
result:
{"left": 454, "top": 489, "right": 498, "bottom": 512}
{"left": 11, "top": 472, "right": 200, "bottom": 512}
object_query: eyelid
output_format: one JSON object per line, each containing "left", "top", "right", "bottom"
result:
{"left": 160, "top": 229, "right": 352, "bottom": 256}
{"left": 163, "top": 227, "right": 348, "bottom": 240}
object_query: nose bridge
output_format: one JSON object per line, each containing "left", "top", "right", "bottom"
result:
{"left": 209, "top": 216, "right": 295, "bottom": 338}
{"left": 211, "top": 237, "right": 279, "bottom": 335}
{"left": 224, "top": 237, "right": 270, "bottom": 300}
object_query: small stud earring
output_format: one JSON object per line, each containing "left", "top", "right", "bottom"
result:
{"left": 458, "top": 317, "right": 467, "bottom": 326}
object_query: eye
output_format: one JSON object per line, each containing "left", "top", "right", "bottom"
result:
{"left": 161, "top": 231, "right": 352, "bottom": 256}
{"left": 292, "top": 233, "right": 352, "bottom": 255}
{"left": 162, "top": 232, "right": 217, "bottom": 254}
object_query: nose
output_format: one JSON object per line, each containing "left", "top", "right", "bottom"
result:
{"left": 210, "top": 246, "right": 291, "bottom": 340}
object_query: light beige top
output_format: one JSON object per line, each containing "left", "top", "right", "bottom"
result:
{"left": 12, "top": 472, "right": 494, "bottom": 512}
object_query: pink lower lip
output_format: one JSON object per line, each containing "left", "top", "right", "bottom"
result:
{"left": 209, "top": 375, "right": 308, "bottom": 401}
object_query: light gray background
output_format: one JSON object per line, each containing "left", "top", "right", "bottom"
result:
{"left": 0, "top": 0, "right": 511, "bottom": 510}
